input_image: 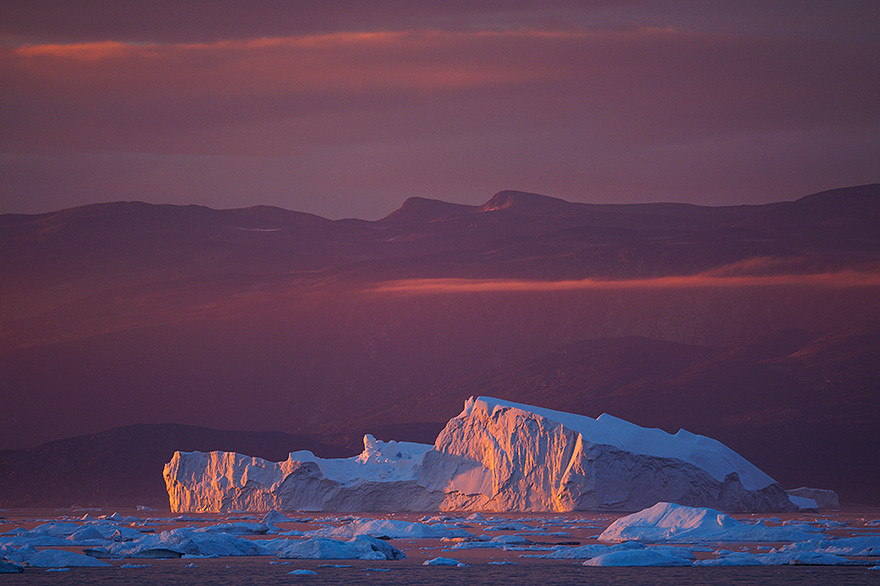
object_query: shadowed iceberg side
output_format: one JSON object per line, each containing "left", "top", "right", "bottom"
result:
{"left": 164, "top": 397, "right": 797, "bottom": 513}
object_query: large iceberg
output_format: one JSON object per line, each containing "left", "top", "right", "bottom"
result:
{"left": 164, "top": 397, "right": 797, "bottom": 513}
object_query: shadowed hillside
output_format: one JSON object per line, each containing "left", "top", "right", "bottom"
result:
{"left": 0, "top": 425, "right": 353, "bottom": 509}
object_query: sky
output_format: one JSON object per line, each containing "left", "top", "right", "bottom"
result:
{"left": 2, "top": 1, "right": 878, "bottom": 219}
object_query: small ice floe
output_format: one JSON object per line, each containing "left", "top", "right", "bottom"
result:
{"left": 600, "top": 502, "right": 819, "bottom": 543}
{"left": 306, "top": 519, "right": 471, "bottom": 540}
{"left": 419, "top": 515, "right": 465, "bottom": 524}
{"left": 528, "top": 541, "right": 643, "bottom": 560}
{"left": 288, "top": 569, "right": 317, "bottom": 575}
{"left": 277, "top": 535, "right": 405, "bottom": 560}
{"left": 45, "top": 568, "right": 70, "bottom": 572}
{"left": 318, "top": 564, "right": 351, "bottom": 568}
{"left": 583, "top": 547, "right": 693, "bottom": 567}
{"left": 11, "top": 549, "right": 112, "bottom": 568}
{"left": 488, "top": 561, "right": 517, "bottom": 565}
{"left": 422, "top": 557, "right": 466, "bottom": 566}
{"left": 199, "top": 522, "right": 269, "bottom": 535}
{"left": 451, "top": 541, "right": 508, "bottom": 550}
{"left": 119, "top": 563, "right": 151, "bottom": 568}
{"left": 486, "top": 522, "right": 538, "bottom": 532}
{"left": 66, "top": 526, "right": 105, "bottom": 542}
{"left": 184, "top": 563, "right": 197, "bottom": 568}
{"left": 698, "top": 548, "right": 850, "bottom": 566}
{"left": 87, "top": 527, "right": 264, "bottom": 558}
{"left": 781, "top": 536, "right": 880, "bottom": 558}
{"left": 262, "top": 510, "right": 293, "bottom": 525}
{"left": 0, "top": 561, "right": 24, "bottom": 573}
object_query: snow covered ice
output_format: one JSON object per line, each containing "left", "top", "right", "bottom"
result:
{"left": 2, "top": 504, "right": 880, "bottom": 571}
{"left": 165, "top": 396, "right": 799, "bottom": 513}
{"left": 599, "top": 502, "right": 819, "bottom": 542}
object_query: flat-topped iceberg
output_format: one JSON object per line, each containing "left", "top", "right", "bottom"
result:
{"left": 164, "top": 397, "right": 797, "bottom": 513}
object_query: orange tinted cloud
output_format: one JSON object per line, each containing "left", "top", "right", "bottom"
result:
{"left": 372, "top": 270, "right": 880, "bottom": 295}
{"left": 8, "top": 30, "right": 575, "bottom": 93}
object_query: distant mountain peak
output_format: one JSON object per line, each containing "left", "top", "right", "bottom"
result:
{"left": 380, "top": 197, "right": 478, "bottom": 223}
{"left": 480, "top": 190, "right": 575, "bottom": 214}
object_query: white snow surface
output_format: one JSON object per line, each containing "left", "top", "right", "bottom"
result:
{"left": 310, "top": 435, "right": 432, "bottom": 484}
{"left": 599, "top": 502, "right": 819, "bottom": 543}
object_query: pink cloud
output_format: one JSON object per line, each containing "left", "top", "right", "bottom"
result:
{"left": 372, "top": 270, "right": 880, "bottom": 295}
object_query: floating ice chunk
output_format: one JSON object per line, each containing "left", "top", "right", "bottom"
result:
{"left": 530, "top": 541, "right": 644, "bottom": 559}
{"left": 307, "top": 519, "right": 470, "bottom": 540}
{"left": 101, "top": 528, "right": 263, "bottom": 558}
{"left": 66, "top": 526, "right": 105, "bottom": 542}
{"left": 0, "top": 561, "right": 24, "bottom": 573}
{"left": 200, "top": 522, "right": 269, "bottom": 535}
{"left": 423, "top": 557, "right": 465, "bottom": 566}
{"left": 485, "top": 522, "right": 538, "bottom": 532}
{"left": 18, "top": 549, "right": 112, "bottom": 568}
{"left": 698, "top": 552, "right": 765, "bottom": 566}
{"left": 699, "top": 545, "right": 852, "bottom": 566}
{"left": 781, "top": 536, "right": 880, "bottom": 557}
{"left": 599, "top": 502, "right": 819, "bottom": 543}
{"left": 451, "top": 541, "right": 508, "bottom": 550}
{"left": 262, "top": 510, "right": 296, "bottom": 525}
{"left": 489, "top": 534, "right": 532, "bottom": 544}
{"left": 584, "top": 548, "right": 692, "bottom": 566}
{"left": 26, "top": 522, "right": 81, "bottom": 537}
{"left": 289, "top": 569, "right": 317, "bottom": 575}
{"left": 278, "top": 535, "right": 405, "bottom": 560}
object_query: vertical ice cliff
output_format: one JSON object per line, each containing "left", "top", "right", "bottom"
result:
{"left": 165, "top": 397, "right": 797, "bottom": 512}
{"left": 419, "top": 397, "right": 795, "bottom": 512}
